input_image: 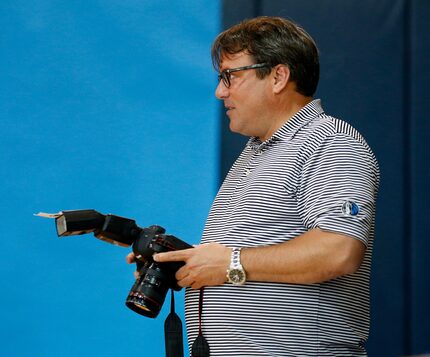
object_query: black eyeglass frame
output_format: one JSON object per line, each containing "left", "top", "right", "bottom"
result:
{"left": 218, "top": 63, "right": 270, "bottom": 88}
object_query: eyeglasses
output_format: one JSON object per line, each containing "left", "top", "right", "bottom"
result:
{"left": 218, "top": 63, "right": 270, "bottom": 88}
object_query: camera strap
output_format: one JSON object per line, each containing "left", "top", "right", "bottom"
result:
{"left": 191, "top": 288, "right": 210, "bottom": 357}
{"left": 164, "top": 290, "right": 184, "bottom": 357}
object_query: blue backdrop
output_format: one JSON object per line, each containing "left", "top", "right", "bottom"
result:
{"left": 0, "top": 1, "right": 220, "bottom": 356}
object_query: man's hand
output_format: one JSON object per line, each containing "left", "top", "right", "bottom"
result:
{"left": 153, "top": 243, "right": 231, "bottom": 289}
{"left": 125, "top": 252, "right": 141, "bottom": 280}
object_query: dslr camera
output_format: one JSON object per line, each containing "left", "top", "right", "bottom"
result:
{"left": 55, "top": 209, "right": 192, "bottom": 318}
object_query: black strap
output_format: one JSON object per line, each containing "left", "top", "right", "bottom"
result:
{"left": 191, "top": 288, "right": 210, "bottom": 357}
{"left": 164, "top": 290, "right": 184, "bottom": 357}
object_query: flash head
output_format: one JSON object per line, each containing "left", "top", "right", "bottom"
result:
{"left": 55, "top": 209, "right": 138, "bottom": 247}
{"left": 56, "top": 209, "right": 104, "bottom": 237}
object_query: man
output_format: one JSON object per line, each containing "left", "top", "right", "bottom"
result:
{"left": 128, "top": 16, "right": 379, "bottom": 356}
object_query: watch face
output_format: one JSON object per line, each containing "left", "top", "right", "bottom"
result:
{"left": 228, "top": 268, "right": 246, "bottom": 284}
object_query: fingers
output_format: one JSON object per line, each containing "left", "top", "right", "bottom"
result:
{"left": 157, "top": 243, "right": 229, "bottom": 289}
{"left": 175, "top": 270, "right": 203, "bottom": 289}
{"left": 177, "top": 275, "right": 195, "bottom": 288}
{"left": 154, "top": 248, "right": 193, "bottom": 263}
{"left": 126, "top": 252, "right": 141, "bottom": 280}
{"left": 175, "top": 266, "right": 199, "bottom": 289}
{"left": 175, "top": 266, "right": 188, "bottom": 281}
{"left": 126, "top": 252, "right": 136, "bottom": 264}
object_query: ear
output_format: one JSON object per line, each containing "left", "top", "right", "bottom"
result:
{"left": 272, "top": 65, "right": 290, "bottom": 94}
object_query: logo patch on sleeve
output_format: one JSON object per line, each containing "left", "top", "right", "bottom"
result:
{"left": 341, "top": 200, "right": 360, "bottom": 216}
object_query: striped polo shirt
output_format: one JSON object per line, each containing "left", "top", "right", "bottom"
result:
{"left": 185, "top": 99, "right": 380, "bottom": 356}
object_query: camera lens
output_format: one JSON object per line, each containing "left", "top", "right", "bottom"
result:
{"left": 125, "top": 263, "right": 171, "bottom": 318}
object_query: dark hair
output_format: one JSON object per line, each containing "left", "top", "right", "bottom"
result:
{"left": 211, "top": 16, "right": 320, "bottom": 96}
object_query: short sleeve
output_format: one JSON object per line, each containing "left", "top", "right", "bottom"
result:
{"left": 297, "top": 134, "right": 379, "bottom": 246}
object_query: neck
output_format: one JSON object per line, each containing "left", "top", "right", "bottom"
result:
{"left": 258, "top": 93, "right": 313, "bottom": 142}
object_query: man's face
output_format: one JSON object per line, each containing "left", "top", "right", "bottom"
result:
{"left": 215, "top": 52, "right": 273, "bottom": 139}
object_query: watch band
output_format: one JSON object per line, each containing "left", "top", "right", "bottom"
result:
{"left": 231, "top": 247, "right": 242, "bottom": 269}
{"left": 227, "top": 248, "right": 246, "bottom": 285}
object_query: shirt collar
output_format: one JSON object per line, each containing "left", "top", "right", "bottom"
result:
{"left": 247, "top": 99, "right": 324, "bottom": 152}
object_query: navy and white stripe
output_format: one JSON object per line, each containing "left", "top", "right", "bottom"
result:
{"left": 185, "top": 99, "right": 380, "bottom": 356}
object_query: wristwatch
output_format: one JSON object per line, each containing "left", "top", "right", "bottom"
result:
{"left": 227, "top": 248, "right": 246, "bottom": 285}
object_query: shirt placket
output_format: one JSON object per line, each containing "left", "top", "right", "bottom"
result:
{"left": 242, "top": 147, "right": 265, "bottom": 179}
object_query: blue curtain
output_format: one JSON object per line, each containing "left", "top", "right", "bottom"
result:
{"left": 0, "top": 1, "right": 220, "bottom": 356}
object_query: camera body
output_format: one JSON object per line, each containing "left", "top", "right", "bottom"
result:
{"left": 55, "top": 209, "right": 192, "bottom": 318}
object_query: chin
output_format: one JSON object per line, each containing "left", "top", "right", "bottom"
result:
{"left": 229, "top": 123, "right": 249, "bottom": 137}
{"left": 229, "top": 121, "right": 242, "bottom": 134}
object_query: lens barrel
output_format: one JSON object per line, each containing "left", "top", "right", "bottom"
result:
{"left": 125, "top": 263, "right": 171, "bottom": 318}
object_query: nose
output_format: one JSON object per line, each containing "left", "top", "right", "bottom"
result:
{"left": 215, "top": 80, "right": 229, "bottom": 99}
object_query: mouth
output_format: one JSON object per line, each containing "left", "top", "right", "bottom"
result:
{"left": 225, "top": 105, "right": 235, "bottom": 115}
